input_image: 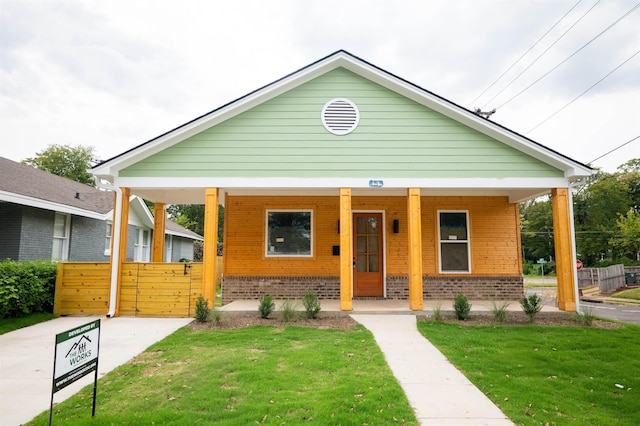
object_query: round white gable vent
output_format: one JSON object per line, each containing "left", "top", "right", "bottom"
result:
{"left": 321, "top": 98, "right": 360, "bottom": 135}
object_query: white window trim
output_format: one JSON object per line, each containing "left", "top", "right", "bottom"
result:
{"left": 165, "top": 234, "right": 173, "bottom": 262}
{"left": 104, "top": 221, "right": 112, "bottom": 256}
{"left": 265, "top": 209, "right": 314, "bottom": 258}
{"left": 134, "top": 227, "right": 151, "bottom": 262}
{"left": 52, "top": 213, "right": 71, "bottom": 261}
{"left": 437, "top": 210, "right": 471, "bottom": 274}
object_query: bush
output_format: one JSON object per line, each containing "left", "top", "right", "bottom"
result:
{"left": 520, "top": 294, "right": 543, "bottom": 323}
{"left": 575, "top": 306, "right": 596, "bottom": 327}
{"left": 210, "top": 309, "right": 225, "bottom": 327}
{"left": 491, "top": 301, "right": 510, "bottom": 323}
{"left": 281, "top": 300, "right": 298, "bottom": 322}
{"left": 258, "top": 295, "right": 275, "bottom": 319}
{"left": 194, "top": 295, "right": 210, "bottom": 323}
{"left": 0, "top": 261, "right": 57, "bottom": 318}
{"left": 302, "top": 292, "right": 321, "bottom": 319}
{"left": 432, "top": 303, "right": 443, "bottom": 321}
{"left": 453, "top": 293, "right": 471, "bottom": 320}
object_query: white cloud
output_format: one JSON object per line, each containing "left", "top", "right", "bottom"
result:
{"left": 1, "top": 0, "right": 638, "bottom": 171}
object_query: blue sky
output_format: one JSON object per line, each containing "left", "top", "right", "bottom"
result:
{"left": 1, "top": 0, "right": 638, "bottom": 172}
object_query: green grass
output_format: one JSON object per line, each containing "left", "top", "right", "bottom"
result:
{"left": 0, "top": 313, "right": 55, "bottom": 335}
{"left": 417, "top": 321, "right": 640, "bottom": 425}
{"left": 613, "top": 287, "right": 640, "bottom": 301}
{"left": 28, "top": 325, "right": 417, "bottom": 425}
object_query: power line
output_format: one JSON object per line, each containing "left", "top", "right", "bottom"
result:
{"left": 526, "top": 50, "right": 640, "bottom": 133}
{"left": 467, "top": 0, "right": 584, "bottom": 107}
{"left": 589, "top": 135, "right": 640, "bottom": 164}
{"left": 481, "top": 0, "right": 600, "bottom": 110}
{"left": 495, "top": 2, "right": 640, "bottom": 110}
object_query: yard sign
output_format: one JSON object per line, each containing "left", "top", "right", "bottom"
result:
{"left": 50, "top": 319, "right": 100, "bottom": 424}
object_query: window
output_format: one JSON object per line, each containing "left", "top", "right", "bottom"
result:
{"left": 438, "top": 211, "right": 470, "bottom": 273}
{"left": 266, "top": 210, "right": 312, "bottom": 257}
{"left": 104, "top": 222, "right": 112, "bottom": 255}
{"left": 165, "top": 234, "right": 173, "bottom": 262}
{"left": 52, "top": 213, "right": 70, "bottom": 261}
{"left": 134, "top": 228, "right": 151, "bottom": 261}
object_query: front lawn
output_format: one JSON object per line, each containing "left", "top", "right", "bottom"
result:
{"left": 612, "top": 287, "right": 640, "bottom": 301}
{"left": 0, "top": 312, "right": 55, "bottom": 335}
{"left": 28, "top": 324, "right": 417, "bottom": 425}
{"left": 418, "top": 321, "right": 639, "bottom": 425}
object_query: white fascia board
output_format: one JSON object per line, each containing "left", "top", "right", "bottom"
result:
{"left": 0, "top": 190, "right": 106, "bottom": 220}
{"left": 114, "top": 176, "right": 570, "bottom": 190}
{"left": 165, "top": 229, "right": 204, "bottom": 241}
{"left": 336, "top": 56, "right": 593, "bottom": 178}
{"left": 128, "top": 196, "right": 155, "bottom": 228}
{"left": 92, "top": 59, "right": 340, "bottom": 180}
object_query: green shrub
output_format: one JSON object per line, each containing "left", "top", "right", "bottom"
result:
{"left": 575, "top": 306, "right": 596, "bottom": 327}
{"left": 258, "top": 295, "right": 275, "bottom": 319}
{"left": 210, "top": 309, "right": 225, "bottom": 327}
{"left": 302, "top": 292, "right": 321, "bottom": 319}
{"left": 491, "top": 301, "right": 510, "bottom": 323}
{"left": 453, "top": 293, "right": 471, "bottom": 320}
{"left": 281, "top": 300, "right": 298, "bottom": 322}
{"left": 194, "top": 295, "right": 210, "bottom": 323}
{"left": 0, "top": 260, "right": 57, "bottom": 318}
{"left": 520, "top": 294, "right": 543, "bottom": 323}
{"left": 432, "top": 303, "right": 443, "bottom": 321}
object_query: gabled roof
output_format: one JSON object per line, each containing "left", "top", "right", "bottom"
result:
{"left": 92, "top": 50, "right": 592, "bottom": 181}
{"left": 0, "top": 156, "right": 202, "bottom": 241}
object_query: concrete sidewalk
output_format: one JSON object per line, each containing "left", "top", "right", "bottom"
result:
{"left": 0, "top": 316, "right": 192, "bottom": 426}
{"left": 351, "top": 315, "right": 513, "bottom": 425}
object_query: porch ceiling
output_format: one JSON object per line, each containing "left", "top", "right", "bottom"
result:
{"left": 131, "top": 186, "right": 551, "bottom": 205}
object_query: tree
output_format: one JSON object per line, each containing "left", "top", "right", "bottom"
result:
{"left": 167, "top": 204, "right": 224, "bottom": 241}
{"left": 22, "top": 144, "right": 97, "bottom": 186}
{"left": 610, "top": 211, "right": 640, "bottom": 261}
{"left": 520, "top": 197, "right": 554, "bottom": 262}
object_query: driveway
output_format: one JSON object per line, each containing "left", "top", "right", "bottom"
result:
{"left": 0, "top": 316, "right": 192, "bottom": 426}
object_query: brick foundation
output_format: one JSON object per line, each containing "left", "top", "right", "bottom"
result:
{"left": 222, "top": 275, "right": 524, "bottom": 304}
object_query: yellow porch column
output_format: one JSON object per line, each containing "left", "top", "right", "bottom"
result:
{"left": 114, "top": 187, "right": 130, "bottom": 317}
{"left": 407, "top": 188, "right": 424, "bottom": 310}
{"left": 152, "top": 203, "right": 166, "bottom": 262}
{"left": 202, "top": 188, "right": 219, "bottom": 308}
{"left": 552, "top": 188, "right": 576, "bottom": 311}
{"left": 339, "top": 188, "right": 352, "bottom": 310}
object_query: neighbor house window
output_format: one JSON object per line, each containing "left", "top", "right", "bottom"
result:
{"left": 266, "top": 210, "right": 312, "bottom": 257}
{"left": 52, "top": 213, "right": 70, "bottom": 261}
{"left": 134, "top": 228, "right": 151, "bottom": 261}
{"left": 438, "top": 211, "right": 470, "bottom": 273}
{"left": 165, "top": 234, "right": 173, "bottom": 262}
{"left": 104, "top": 222, "right": 112, "bottom": 255}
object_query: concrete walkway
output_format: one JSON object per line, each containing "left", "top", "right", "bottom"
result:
{"left": 351, "top": 315, "right": 513, "bottom": 425}
{"left": 0, "top": 316, "right": 192, "bottom": 426}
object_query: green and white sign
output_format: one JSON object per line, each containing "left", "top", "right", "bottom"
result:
{"left": 52, "top": 319, "right": 100, "bottom": 392}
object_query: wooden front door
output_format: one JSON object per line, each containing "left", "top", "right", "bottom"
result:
{"left": 353, "top": 213, "right": 384, "bottom": 297}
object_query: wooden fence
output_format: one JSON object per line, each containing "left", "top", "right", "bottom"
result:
{"left": 577, "top": 264, "right": 625, "bottom": 293}
{"left": 53, "top": 261, "right": 215, "bottom": 318}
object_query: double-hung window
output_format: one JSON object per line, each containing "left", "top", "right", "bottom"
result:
{"left": 134, "top": 228, "right": 151, "bottom": 261}
{"left": 265, "top": 210, "right": 312, "bottom": 257}
{"left": 438, "top": 211, "right": 470, "bottom": 273}
{"left": 52, "top": 213, "right": 70, "bottom": 261}
{"left": 104, "top": 222, "right": 112, "bottom": 255}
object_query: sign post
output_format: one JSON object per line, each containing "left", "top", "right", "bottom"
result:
{"left": 537, "top": 258, "right": 548, "bottom": 280}
{"left": 50, "top": 319, "right": 100, "bottom": 425}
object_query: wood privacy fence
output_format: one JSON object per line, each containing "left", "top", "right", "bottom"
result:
{"left": 577, "top": 264, "right": 625, "bottom": 293}
{"left": 53, "top": 261, "right": 218, "bottom": 317}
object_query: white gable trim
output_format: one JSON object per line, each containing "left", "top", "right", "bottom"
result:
{"left": 92, "top": 51, "right": 592, "bottom": 181}
{"left": 0, "top": 190, "right": 106, "bottom": 220}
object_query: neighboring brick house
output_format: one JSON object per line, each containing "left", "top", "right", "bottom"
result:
{"left": 0, "top": 156, "right": 202, "bottom": 262}
{"left": 92, "top": 50, "right": 593, "bottom": 312}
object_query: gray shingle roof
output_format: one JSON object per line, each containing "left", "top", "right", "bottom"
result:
{"left": 0, "top": 156, "right": 202, "bottom": 240}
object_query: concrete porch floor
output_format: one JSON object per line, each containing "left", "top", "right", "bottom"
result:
{"left": 218, "top": 299, "right": 561, "bottom": 315}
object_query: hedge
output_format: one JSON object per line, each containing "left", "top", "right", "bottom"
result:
{"left": 0, "top": 260, "right": 57, "bottom": 318}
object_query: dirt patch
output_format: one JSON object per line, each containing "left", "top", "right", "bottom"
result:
{"left": 189, "top": 313, "right": 358, "bottom": 331}
{"left": 188, "top": 311, "right": 621, "bottom": 330}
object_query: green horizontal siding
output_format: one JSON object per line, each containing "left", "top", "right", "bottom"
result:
{"left": 121, "top": 68, "right": 563, "bottom": 179}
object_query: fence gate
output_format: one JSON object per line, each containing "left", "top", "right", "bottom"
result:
{"left": 120, "top": 263, "right": 202, "bottom": 317}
